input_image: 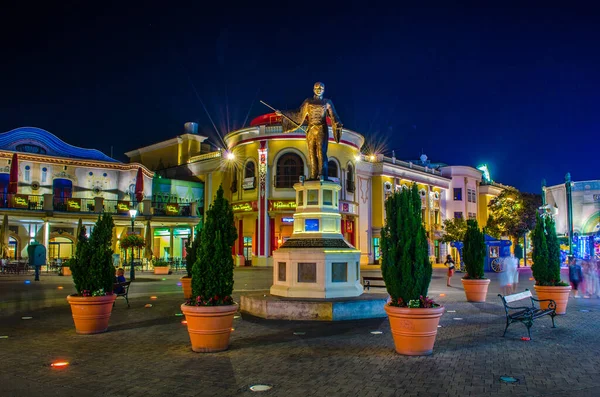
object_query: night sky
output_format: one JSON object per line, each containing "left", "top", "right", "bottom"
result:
{"left": 2, "top": 4, "right": 599, "bottom": 193}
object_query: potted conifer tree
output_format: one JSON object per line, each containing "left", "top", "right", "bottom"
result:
{"left": 381, "top": 184, "right": 443, "bottom": 356}
{"left": 461, "top": 219, "right": 490, "bottom": 302}
{"left": 180, "top": 185, "right": 238, "bottom": 352}
{"left": 67, "top": 214, "right": 117, "bottom": 334}
{"left": 181, "top": 231, "right": 200, "bottom": 299}
{"left": 532, "top": 213, "right": 570, "bottom": 314}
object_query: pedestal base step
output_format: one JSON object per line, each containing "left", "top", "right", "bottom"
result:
{"left": 240, "top": 292, "right": 388, "bottom": 321}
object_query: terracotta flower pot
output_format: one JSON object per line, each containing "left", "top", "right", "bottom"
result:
{"left": 180, "top": 276, "right": 192, "bottom": 299}
{"left": 384, "top": 304, "right": 445, "bottom": 356}
{"left": 534, "top": 285, "right": 571, "bottom": 315}
{"left": 461, "top": 278, "right": 491, "bottom": 302}
{"left": 153, "top": 266, "right": 170, "bottom": 275}
{"left": 62, "top": 267, "right": 72, "bottom": 276}
{"left": 66, "top": 294, "right": 117, "bottom": 334}
{"left": 180, "top": 303, "right": 238, "bottom": 352}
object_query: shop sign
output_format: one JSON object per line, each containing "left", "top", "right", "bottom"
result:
{"left": 117, "top": 201, "right": 130, "bottom": 214}
{"left": 281, "top": 217, "right": 294, "bottom": 224}
{"left": 269, "top": 200, "right": 296, "bottom": 211}
{"left": 174, "top": 228, "right": 190, "bottom": 236}
{"left": 339, "top": 201, "right": 356, "bottom": 214}
{"left": 66, "top": 198, "right": 82, "bottom": 212}
{"left": 346, "top": 221, "right": 353, "bottom": 233}
{"left": 243, "top": 177, "right": 255, "bottom": 190}
{"left": 165, "top": 203, "right": 179, "bottom": 216}
{"left": 233, "top": 201, "right": 257, "bottom": 213}
{"left": 11, "top": 194, "right": 29, "bottom": 209}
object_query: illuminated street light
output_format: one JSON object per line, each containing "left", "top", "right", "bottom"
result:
{"left": 226, "top": 151, "right": 235, "bottom": 161}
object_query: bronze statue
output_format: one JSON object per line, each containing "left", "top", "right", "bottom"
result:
{"left": 274, "top": 82, "right": 343, "bottom": 180}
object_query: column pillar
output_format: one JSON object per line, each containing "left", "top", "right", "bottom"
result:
{"left": 565, "top": 173, "right": 574, "bottom": 254}
{"left": 169, "top": 227, "right": 174, "bottom": 260}
{"left": 44, "top": 221, "right": 50, "bottom": 262}
{"left": 256, "top": 141, "right": 270, "bottom": 266}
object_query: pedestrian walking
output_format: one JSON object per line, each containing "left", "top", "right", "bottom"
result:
{"left": 568, "top": 256, "right": 583, "bottom": 298}
{"left": 445, "top": 255, "right": 455, "bottom": 287}
{"left": 505, "top": 254, "right": 519, "bottom": 294}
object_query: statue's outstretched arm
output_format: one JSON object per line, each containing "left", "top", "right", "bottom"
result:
{"left": 281, "top": 100, "right": 308, "bottom": 133}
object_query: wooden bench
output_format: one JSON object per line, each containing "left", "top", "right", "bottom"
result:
{"left": 498, "top": 289, "right": 556, "bottom": 339}
{"left": 363, "top": 276, "right": 385, "bottom": 291}
{"left": 113, "top": 281, "right": 131, "bottom": 308}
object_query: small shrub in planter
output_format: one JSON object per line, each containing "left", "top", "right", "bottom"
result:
{"left": 532, "top": 213, "right": 570, "bottom": 314}
{"left": 461, "top": 219, "right": 490, "bottom": 302}
{"left": 67, "top": 213, "right": 117, "bottom": 334}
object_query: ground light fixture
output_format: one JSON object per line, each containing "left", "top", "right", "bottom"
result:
{"left": 500, "top": 376, "right": 518, "bottom": 383}
{"left": 249, "top": 385, "right": 273, "bottom": 392}
{"left": 51, "top": 361, "right": 69, "bottom": 368}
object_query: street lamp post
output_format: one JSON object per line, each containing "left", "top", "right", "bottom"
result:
{"left": 129, "top": 207, "right": 138, "bottom": 281}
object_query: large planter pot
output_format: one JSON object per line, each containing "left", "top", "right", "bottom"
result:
{"left": 180, "top": 276, "right": 192, "bottom": 299}
{"left": 66, "top": 294, "right": 117, "bottom": 334}
{"left": 534, "top": 285, "right": 571, "bottom": 315}
{"left": 461, "top": 278, "right": 491, "bottom": 302}
{"left": 154, "top": 266, "right": 170, "bottom": 275}
{"left": 384, "top": 304, "right": 445, "bottom": 356}
{"left": 180, "top": 303, "right": 238, "bottom": 352}
{"left": 62, "top": 267, "right": 72, "bottom": 276}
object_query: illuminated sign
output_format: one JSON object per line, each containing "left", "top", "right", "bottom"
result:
{"left": 594, "top": 194, "right": 600, "bottom": 202}
{"left": 269, "top": 200, "right": 296, "bottom": 211}
{"left": 476, "top": 164, "right": 492, "bottom": 183}
{"left": 165, "top": 203, "right": 179, "bottom": 216}
{"left": 233, "top": 201, "right": 257, "bottom": 213}
{"left": 346, "top": 221, "right": 353, "bottom": 233}
{"left": 66, "top": 198, "right": 81, "bottom": 212}
{"left": 305, "top": 219, "right": 319, "bottom": 232}
{"left": 243, "top": 177, "right": 255, "bottom": 190}
{"left": 281, "top": 217, "right": 294, "bottom": 224}
{"left": 12, "top": 194, "right": 29, "bottom": 209}
{"left": 117, "top": 201, "right": 130, "bottom": 214}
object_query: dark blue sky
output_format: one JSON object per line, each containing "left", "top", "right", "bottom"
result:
{"left": 2, "top": 3, "right": 599, "bottom": 193}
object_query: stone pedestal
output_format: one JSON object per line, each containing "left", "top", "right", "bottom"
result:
{"left": 270, "top": 180, "right": 362, "bottom": 299}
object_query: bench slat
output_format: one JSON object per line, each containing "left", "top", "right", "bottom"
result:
{"left": 504, "top": 290, "right": 532, "bottom": 303}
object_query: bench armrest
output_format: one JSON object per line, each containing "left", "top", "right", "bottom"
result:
{"left": 531, "top": 297, "right": 557, "bottom": 310}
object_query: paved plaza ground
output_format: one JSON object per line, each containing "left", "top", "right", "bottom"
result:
{"left": 1, "top": 267, "right": 599, "bottom": 397}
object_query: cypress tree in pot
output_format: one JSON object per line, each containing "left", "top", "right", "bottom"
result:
{"left": 181, "top": 185, "right": 238, "bottom": 352}
{"left": 380, "top": 184, "right": 442, "bottom": 356}
{"left": 461, "top": 219, "right": 490, "bottom": 302}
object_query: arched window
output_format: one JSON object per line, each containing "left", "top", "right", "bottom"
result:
{"left": 275, "top": 153, "right": 304, "bottom": 188}
{"left": 346, "top": 164, "right": 355, "bottom": 193}
{"left": 328, "top": 160, "right": 338, "bottom": 179}
{"left": 245, "top": 161, "right": 256, "bottom": 179}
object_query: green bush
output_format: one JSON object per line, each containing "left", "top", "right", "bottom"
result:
{"left": 463, "top": 219, "right": 486, "bottom": 279}
{"left": 184, "top": 229, "right": 201, "bottom": 278}
{"left": 532, "top": 214, "right": 565, "bottom": 286}
{"left": 70, "top": 214, "right": 115, "bottom": 296}
{"left": 380, "top": 184, "right": 434, "bottom": 307}
{"left": 189, "top": 185, "right": 237, "bottom": 306}
{"left": 153, "top": 259, "right": 169, "bottom": 267}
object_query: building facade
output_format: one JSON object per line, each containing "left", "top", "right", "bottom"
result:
{"left": 130, "top": 116, "right": 507, "bottom": 267}
{"left": 0, "top": 127, "right": 201, "bottom": 264}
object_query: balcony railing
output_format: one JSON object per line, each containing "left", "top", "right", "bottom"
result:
{"left": 0, "top": 193, "right": 44, "bottom": 210}
{"left": 0, "top": 193, "right": 198, "bottom": 217}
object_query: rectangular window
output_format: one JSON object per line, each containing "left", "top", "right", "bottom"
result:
{"left": 323, "top": 190, "right": 333, "bottom": 206}
{"left": 466, "top": 188, "right": 477, "bottom": 203}
{"left": 307, "top": 189, "right": 318, "bottom": 205}
{"left": 453, "top": 188, "right": 462, "bottom": 201}
{"left": 298, "top": 191, "right": 303, "bottom": 206}
{"left": 454, "top": 212, "right": 463, "bottom": 219}
{"left": 331, "top": 262, "right": 347, "bottom": 282}
{"left": 373, "top": 237, "right": 381, "bottom": 263}
{"left": 278, "top": 262, "right": 286, "bottom": 282}
{"left": 468, "top": 212, "right": 476, "bottom": 219}
{"left": 305, "top": 219, "right": 319, "bottom": 232}
{"left": 298, "top": 263, "right": 317, "bottom": 283}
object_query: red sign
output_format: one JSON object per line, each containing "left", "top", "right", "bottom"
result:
{"left": 346, "top": 221, "right": 353, "bottom": 233}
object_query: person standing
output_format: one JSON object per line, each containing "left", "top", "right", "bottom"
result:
{"left": 568, "top": 256, "right": 583, "bottom": 298}
{"left": 505, "top": 254, "right": 519, "bottom": 294}
{"left": 445, "top": 255, "right": 455, "bottom": 287}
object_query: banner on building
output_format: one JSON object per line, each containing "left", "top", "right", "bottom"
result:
{"left": 66, "top": 198, "right": 82, "bottom": 212}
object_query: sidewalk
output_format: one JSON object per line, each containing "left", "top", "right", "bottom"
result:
{"left": 1, "top": 268, "right": 599, "bottom": 396}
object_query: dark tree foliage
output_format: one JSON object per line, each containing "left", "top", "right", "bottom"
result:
{"left": 531, "top": 213, "right": 549, "bottom": 285}
{"left": 71, "top": 214, "right": 116, "bottom": 295}
{"left": 184, "top": 229, "right": 201, "bottom": 278}
{"left": 190, "top": 185, "right": 237, "bottom": 305}
{"left": 440, "top": 217, "right": 467, "bottom": 243}
{"left": 463, "top": 219, "right": 486, "bottom": 279}
{"left": 532, "top": 214, "right": 563, "bottom": 286}
{"left": 381, "top": 184, "right": 432, "bottom": 307}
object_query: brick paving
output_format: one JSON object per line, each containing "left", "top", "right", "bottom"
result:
{"left": 1, "top": 267, "right": 599, "bottom": 397}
